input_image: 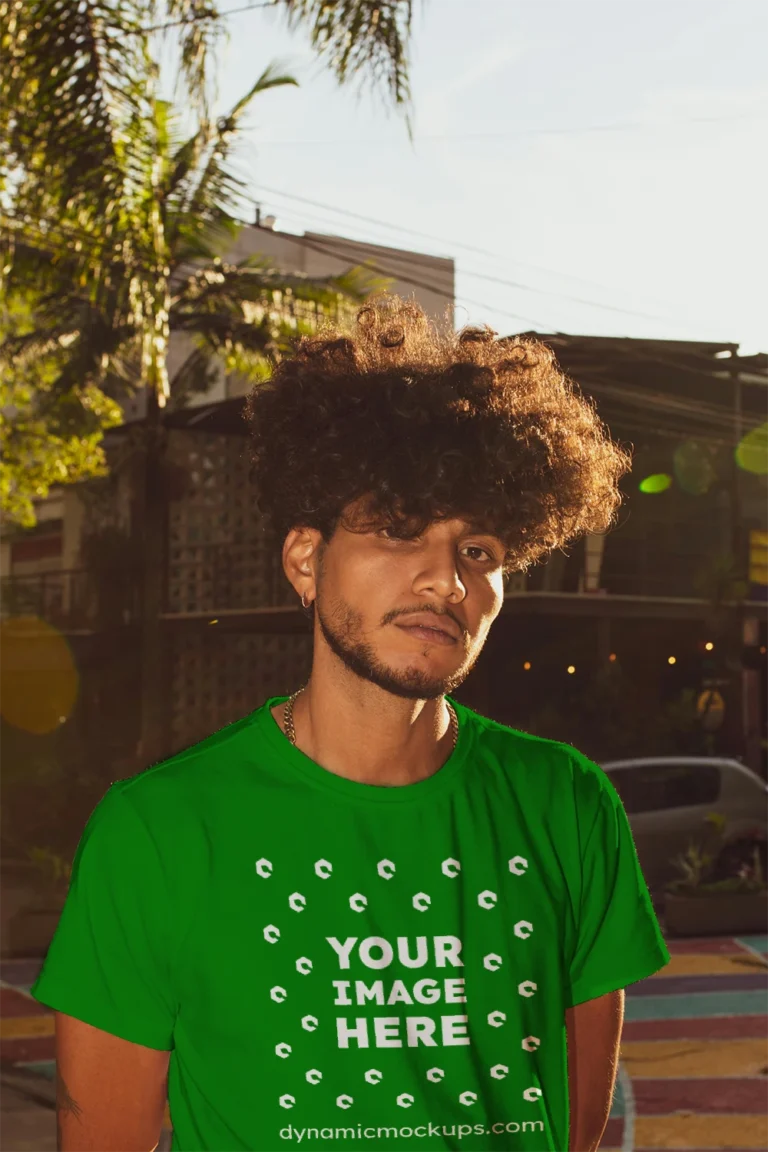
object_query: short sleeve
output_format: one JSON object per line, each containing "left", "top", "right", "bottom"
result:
{"left": 565, "top": 758, "right": 671, "bottom": 1008}
{"left": 29, "top": 784, "right": 176, "bottom": 1050}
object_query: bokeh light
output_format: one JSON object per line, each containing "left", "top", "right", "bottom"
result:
{"left": 639, "top": 473, "right": 672, "bottom": 494}
{"left": 735, "top": 423, "right": 768, "bottom": 475}
{"left": 673, "top": 441, "right": 716, "bottom": 496}
{"left": 0, "top": 616, "right": 79, "bottom": 735}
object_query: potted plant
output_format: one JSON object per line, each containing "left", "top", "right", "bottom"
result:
{"left": 664, "top": 813, "right": 768, "bottom": 937}
{"left": 6, "top": 845, "right": 72, "bottom": 958}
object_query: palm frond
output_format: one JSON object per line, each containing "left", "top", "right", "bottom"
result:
{"left": 1, "top": 0, "right": 153, "bottom": 225}
{"left": 171, "top": 257, "right": 357, "bottom": 316}
{"left": 226, "top": 62, "right": 299, "bottom": 121}
{"left": 182, "top": 64, "right": 298, "bottom": 226}
{"left": 170, "top": 257, "right": 363, "bottom": 373}
{"left": 171, "top": 215, "right": 242, "bottom": 264}
{"left": 168, "top": 340, "right": 222, "bottom": 408}
{"left": 275, "top": 0, "right": 414, "bottom": 108}
{"left": 164, "top": 0, "right": 225, "bottom": 118}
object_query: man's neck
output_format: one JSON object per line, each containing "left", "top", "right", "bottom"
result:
{"left": 270, "top": 678, "right": 456, "bottom": 788}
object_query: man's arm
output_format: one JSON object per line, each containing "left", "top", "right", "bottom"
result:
{"left": 565, "top": 989, "right": 625, "bottom": 1152}
{"left": 55, "top": 1011, "right": 170, "bottom": 1151}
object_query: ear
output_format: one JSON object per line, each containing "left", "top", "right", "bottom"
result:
{"left": 282, "top": 527, "right": 326, "bottom": 602}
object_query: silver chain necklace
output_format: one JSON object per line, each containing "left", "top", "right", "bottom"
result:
{"left": 283, "top": 686, "right": 459, "bottom": 752}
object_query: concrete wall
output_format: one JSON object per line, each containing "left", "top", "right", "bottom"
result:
{"left": 227, "top": 226, "right": 454, "bottom": 320}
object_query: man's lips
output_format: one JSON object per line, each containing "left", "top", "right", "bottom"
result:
{"left": 394, "top": 618, "right": 459, "bottom": 644}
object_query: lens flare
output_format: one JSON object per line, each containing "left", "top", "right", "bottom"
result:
{"left": 673, "top": 441, "right": 716, "bottom": 496}
{"left": 639, "top": 473, "right": 672, "bottom": 494}
{"left": 0, "top": 616, "right": 79, "bottom": 734}
{"left": 736, "top": 423, "right": 768, "bottom": 475}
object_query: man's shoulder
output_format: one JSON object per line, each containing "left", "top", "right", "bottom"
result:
{"left": 456, "top": 700, "right": 607, "bottom": 789}
{"left": 106, "top": 706, "right": 264, "bottom": 820}
{"left": 456, "top": 698, "right": 578, "bottom": 760}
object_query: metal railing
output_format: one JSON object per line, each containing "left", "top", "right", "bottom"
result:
{"left": 518, "top": 543, "right": 747, "bottom": 601}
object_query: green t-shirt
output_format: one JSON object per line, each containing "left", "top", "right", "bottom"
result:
{"left": 31, "top": 696, "right": 669, "bottom": 1151}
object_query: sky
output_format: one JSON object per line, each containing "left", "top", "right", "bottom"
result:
{"left": 168, "top": 0, "right": 767, "bottom": 352}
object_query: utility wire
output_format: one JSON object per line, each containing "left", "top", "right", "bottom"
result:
{"left": 142, "top": 2, "right": 273, "bottom": 34}
{"left": 251, "top": 181, "right": 708, "bottom": 327}
{"left": 251, "top": 195, "right": 685, "bottom": 327}
{"left": 251, "top": 112, "right": 766, "bottom": 145}
{"left": 288, "top": 230, "right": 549, "bottom": 330}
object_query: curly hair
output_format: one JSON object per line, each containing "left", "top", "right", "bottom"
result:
{"left": 244, "top": 295, "right": 632, "bottom": 575}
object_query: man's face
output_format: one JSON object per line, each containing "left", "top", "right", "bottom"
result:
{"left": 310, "top": 501, "right": 507, "bottom": 700}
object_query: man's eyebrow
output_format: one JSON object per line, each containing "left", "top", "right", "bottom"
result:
{"left": 462, "top": 521, "right": 503, "bottom": 539}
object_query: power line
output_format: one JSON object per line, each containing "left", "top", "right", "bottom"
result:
{"left": 142, "top": 2, "right": 273, "bottom": 34}
{"left": 251, "top": 181, "right": 700, "bottom": 324}
{"left": 250, "top": 112, "right": 766, "bottom": 146}
{"left": 460, "top": 269, "right": 680, "bottom": 326}
{"left": 289, "top": 230, "right": 550, "bottom": 330}
{"left": 252, "top": 195, "right": 684, "bottom": 327}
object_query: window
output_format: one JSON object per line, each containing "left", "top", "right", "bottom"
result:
{"left": 607, "top": 762, "right": 721, "bottom": 814}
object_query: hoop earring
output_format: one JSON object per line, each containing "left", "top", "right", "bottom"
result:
{"left": 301, "top": 591, "right": 312, "bottom": 610}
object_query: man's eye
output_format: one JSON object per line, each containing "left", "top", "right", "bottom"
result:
{"left": 462, "top": 545, "right": 497, "bottom": 563}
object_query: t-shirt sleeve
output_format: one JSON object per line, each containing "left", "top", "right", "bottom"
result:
{"left": 565, "top": 753, "right": 671, "bottom": 1008}
{"left": 29, "top": 783, "right": 177, "bottom": 1050}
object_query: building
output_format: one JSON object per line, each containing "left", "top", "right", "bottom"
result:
{"left": 468, "top": 334, "right": 768, "bottom": 774}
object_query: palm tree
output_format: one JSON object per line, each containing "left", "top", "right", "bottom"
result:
{"left": 3, "top": 68, "right": 364, "bottom": 417}
{"left": 1, "top": 1, "right": 410, "bottom": 761}
{"left": 0, "top": 0, "right": 413, "bottom": 521}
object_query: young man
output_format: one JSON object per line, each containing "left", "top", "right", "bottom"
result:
{"left": 32, "top": 296, "right": 670, "bottom": 1152}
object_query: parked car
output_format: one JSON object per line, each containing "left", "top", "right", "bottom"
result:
{"left": 600, "top": 757, "right": 768, "bottom": 896}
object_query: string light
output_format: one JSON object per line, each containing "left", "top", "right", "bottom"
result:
{"left": 705, "top": 641, "right": 714, "bottom": 651}
{"left": 668, "top": 656, "right": 677, "bottom": 665}
{"left": 523, "top": 661, "right": 531, "bottom": 671}
{"left": 609, "top": 653, "right": 617, "bottom": 662}
{"left": 567, "top": 665, "right": 576, "bottom": 675}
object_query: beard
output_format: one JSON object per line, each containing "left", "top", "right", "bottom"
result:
{"left": 315, "top": 591, "right": 484, "bottom": 701}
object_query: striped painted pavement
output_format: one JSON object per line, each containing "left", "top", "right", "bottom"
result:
{"left": 2, "top": 935, "right": 767, "bottom": 1149}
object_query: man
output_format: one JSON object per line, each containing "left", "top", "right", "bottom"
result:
{"left": 32, "top": 296, "right": 670, "bottom": 1151}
